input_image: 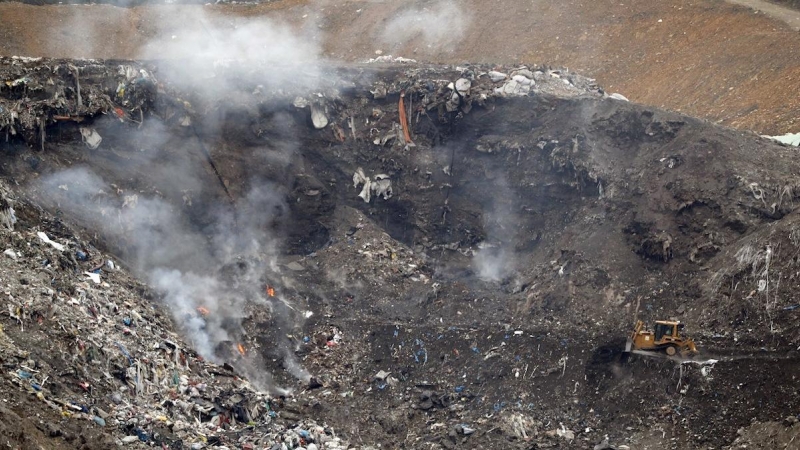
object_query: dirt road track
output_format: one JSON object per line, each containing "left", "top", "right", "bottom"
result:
{"left": 0, "top": 0, "right": 798, "bottom": 134}
{"left": 727, "top": 0, "right": 800, "bottom": 29}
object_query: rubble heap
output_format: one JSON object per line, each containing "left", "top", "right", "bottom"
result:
{"left": 0, "top": 56, "right": 156, "bottom": 145}
{"left": 0, "top": 188, "right": 349, "bottom": 449}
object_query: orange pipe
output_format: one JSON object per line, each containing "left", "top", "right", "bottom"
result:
{"left": 399, "top": 91, "right": 413, "bottom": 144}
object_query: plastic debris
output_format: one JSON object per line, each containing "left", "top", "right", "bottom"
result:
{"left": 79, "top": 127, "right": 103, "bottom": 149}
{"left": 36, "top": 231, "right": 65, "bottom": 251}
{"left": 353, "top": 168, "right": 393, "bottom": 203}
{"left": 310, "top": 103, "right": 328, "bottom": 129}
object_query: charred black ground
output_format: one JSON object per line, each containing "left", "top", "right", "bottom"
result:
{"left": 1, "top": 58, "right": 800, "bottom": 449}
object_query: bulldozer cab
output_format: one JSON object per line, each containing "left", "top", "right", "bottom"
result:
{"left": 654, "top": 321, "right": 679, "bottom": 341}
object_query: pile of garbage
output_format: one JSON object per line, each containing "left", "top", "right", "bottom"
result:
{"left": 0, "top": 189, "right": 350, "bottom": 449}
{"left": 0, "top": 56, "right": 156, "bottom": 144}
{"left": 288, "top": 63, "right": 603, "bottom": 152}
{"left": 1, "top": 56, "right": 604, "bottom": 154}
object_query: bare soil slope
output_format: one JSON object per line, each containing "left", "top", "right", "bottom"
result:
{"left": 0, "top": 0, "right": 799, "bottom": 134}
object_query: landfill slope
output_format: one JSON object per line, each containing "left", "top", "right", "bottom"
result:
{"left": 1, "top": 57, "right": 800, "bottom": 449}
{"left": 1, "top": 0, "right": 799, "bottom": 135}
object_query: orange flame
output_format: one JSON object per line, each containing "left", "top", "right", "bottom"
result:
{"left": 237, "top": 343, "right": 246, "bottom": 356}
{"left": 266, "top": 286, "right": 275, "bottom": 297}
{"left": 196, "top": 306, "right": 210, "bottom": 316}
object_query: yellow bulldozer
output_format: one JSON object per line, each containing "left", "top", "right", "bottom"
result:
{"left": 624, "top": 320, "right": 698, "bottom": 357}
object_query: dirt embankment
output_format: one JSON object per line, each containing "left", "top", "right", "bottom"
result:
{"left": 0, "top": 0, "right": 799, "bottom": 134}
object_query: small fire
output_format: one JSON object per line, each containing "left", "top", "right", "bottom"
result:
{"left": 196, "top": 306, "right": 210, "bottom": 317}
{"left": 237, "top": 343, "right": 246, "bottom": 356}
{"left": 266, "top": 285, "right": 275, "bottom": 297}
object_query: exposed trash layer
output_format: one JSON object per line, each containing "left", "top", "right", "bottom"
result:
{"left": 1, "top": 58, "right": 800, "bottom": 450}
{"left": 1, "top": 0, "right": 800, "bottom": 135}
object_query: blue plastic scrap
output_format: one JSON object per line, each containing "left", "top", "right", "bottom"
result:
{"left": 136, "top": 429, "right": 149, "bottom": 442}
{"left": 414, "top": 348, "right": 428, "bottom": 364}
{"left": 115, "top": 342, "right": 134, "bottom": 365}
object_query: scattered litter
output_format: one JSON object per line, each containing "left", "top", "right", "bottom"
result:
{"left": 79, "top": 127, "right": 103, "bottom": 149}
{"left": 353, "top": 168, "right": 393, "bottom": 203}
{"left": 487, "top": 71, "right": 508, "bottom": 82}
{"left": 366, "top": 55, "right": 418, "bottom": 64}
{"left": 36, "top": 231, "right": 65, "bottom": 251}
{"left": 310, "top": 103, "right": 329, "bottom": 129}
{"left": 84, "top": 272, "right": 101, "bottom": 283}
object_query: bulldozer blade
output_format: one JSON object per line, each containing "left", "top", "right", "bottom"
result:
{"left": 629, "top": 349, "right": 696, "bottom": 362}
{"left": 624, "top": 338, "right": 632, "bottom": 353}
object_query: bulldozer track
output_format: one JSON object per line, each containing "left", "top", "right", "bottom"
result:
{"left": 628, "top": 349, "right": 800, "bottom": 364}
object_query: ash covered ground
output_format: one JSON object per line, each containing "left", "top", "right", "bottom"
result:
{"left": 0, "top": 5, "right": 800, "bottom": 450}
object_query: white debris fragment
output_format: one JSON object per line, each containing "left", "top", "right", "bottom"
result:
{"left": 310, "top": 103, "right": 328, "bottom": 129}
{"left": 292, "top": 97, "right": 309, "bottom": 109}
{"left": 358, "top": 178, "right": 372, "bottom": 203}
{"left": 512, "top": 74, "right": 533, "bottom": 86}
{"left": 372, "top": 174, "right": 393, "bottom": 201}
{"left": 122, "top": 195, "right": 138, "bottom": 209}
{"left": 79, "top": 127, "right": 102, "bottom": 149}
{"left": 366, "top": 55, "right": 418, "bottom": 64}
{"left": 557, "top": 425, "right": 575, "bottom": 440}
{"left": 37, "top": 231, "right": 65, "bottom": 251}
{"left": 608, "top": 92, "right": 629, "bottom": 102}
{"left": 353, "top": 167, "right": 369, "bottom": 189}
{"left": 374, "top": 370, "right": 391, "bottom": 381}
{"left": 496, "top": 79, "right": 532, "bottom": 96}
{"left": 0, "top": 205, "right": 16, "bottom": 231}
{"left": 487, "top": 71, "right": 508, "bottom": 82}
{"left": 353, "top": 168, "right": 393, "bottom": 203}
{"left": 3, "top": 249, "right": 17, "bottom": 260}
{"left": 765, "top": 132, "right": 800, "bottom": 146}
{"left": 511, "top": 68, "right": 535, "bottom": 79}
{"left": 455, "top": 78, "right": 471, "bottom": 95}
{"left": 85, "top": 272, "right": 101, "bottom": 284}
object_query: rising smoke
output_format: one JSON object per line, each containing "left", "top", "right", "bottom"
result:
{"left": 379, "top": 0, "right": 472, "bottom": 52}
{"left": 472, "top": 173, "right": 518, "bottom": 282}
{"left": 35, "top": 7, "right": 331, "bottom": 392}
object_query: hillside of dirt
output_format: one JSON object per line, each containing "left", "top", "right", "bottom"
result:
{"left": 1, "top": 53, "right": 800, "bottom": 450}
{"left": 0, "top": 0, "right": 799, "bottom": 135}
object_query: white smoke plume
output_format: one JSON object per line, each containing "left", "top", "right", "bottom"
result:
{"left": 39, "top": 166, "right": 283, "bottom": 358}
{"left": 379, "top": 0, "right": 472, "bottom": 52}
{"left": 33, "top": 7, "right": 330, "bottom": 391}
{"left": 472, "top": 174, "right": 518, "bottom": 282}
{"left": 140, "top": 9, "right": 327, "bottom": 98}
